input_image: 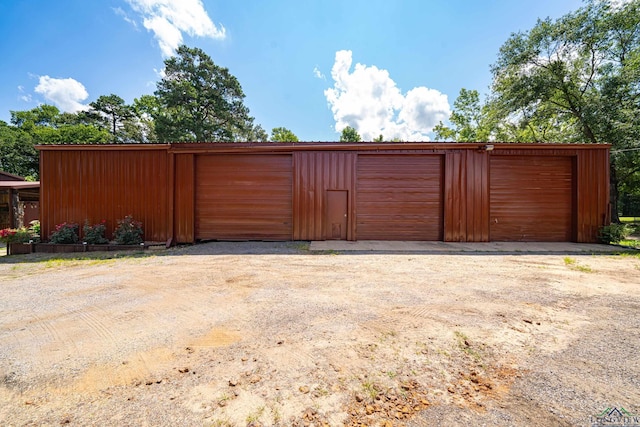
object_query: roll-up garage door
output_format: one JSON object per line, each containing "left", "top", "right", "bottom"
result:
{"left": 490, "top": 156, "right": 574, "bottom": 241}
{"left": 356, "top": 155, "right": 443, "bottom": 240}
{"left": 195, "top": 154, "right": 293, "bottom": 240}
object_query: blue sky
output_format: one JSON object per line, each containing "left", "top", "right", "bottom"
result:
{"left": 0, "top": 0, "right": 584, "bottom": 141}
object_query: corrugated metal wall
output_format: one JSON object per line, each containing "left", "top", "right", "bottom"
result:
{"left": 173, "top": 153, "right": 195, "bottom": 243}
{"left": 194, "top": 154, "right": 293, "bottom": 240}
{"left": 39, "top": 147, "right": 169, "bottom": 242}
{"left": 356, "top": 155, "right": 443, "bottom": 240}
{"left": 38, "top": 143, "right": 610, "bottom": 244}
{"left": 292, "top": 152, "right": 356, "bottom": 240}
{"left": 444, "top": 151, "right": 489, "bottom": 242}
{"left": 576, "top": 149, "right": 610, "bottom": 242}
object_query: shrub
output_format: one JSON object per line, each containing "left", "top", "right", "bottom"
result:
{"left": 0, "top": 227, "right": 33, "bottom": 244}
{"left": 83, "top": 220, "right": 109, "bottom": 244}
{"left": 49, "top": 222, "right": 80, "bottom": 244}
{"left": 113, "top": 215, "right": 143, "bottom": 245}
{"left": 598, "top": 223, "right": 630, "bottom": 244}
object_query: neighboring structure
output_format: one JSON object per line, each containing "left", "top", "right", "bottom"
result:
{"left": 0, "top": 171, "right": 40, "bottom": 230}
{"left": 37, "top": 142, "right": 610, "bottom": 244}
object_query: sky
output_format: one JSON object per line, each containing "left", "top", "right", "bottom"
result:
{"left": 0, "top": 0, "right": 585, "bottom": 142}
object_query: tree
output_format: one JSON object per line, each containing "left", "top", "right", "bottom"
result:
{"left": 2, "top": 106, "right": 110, "bottom": 179}
{"left": 270, "top": 127, "right": 299, "bottom": 142}
{"left": 132, "top": 95, "right": 161, "bottom": 143}
{"left": 239, "top": 123, "right": 269, "bottom": 142}
{"left": 434, "top": 89, "right": 494, "bottom": 141}
{"left": 0, "top": 121, "right": 37, "bottom": 178}
{"left": 154, "top": 45, "right": 256, "bottom": 142}
{"left": 340, "top": 126, "right": 361, "bottom": 142}
{"left": 488, "top": 0, "right": 640, "bottom": 221}
{"left": 90, "top": 94, "right": 134, "bottom": 142}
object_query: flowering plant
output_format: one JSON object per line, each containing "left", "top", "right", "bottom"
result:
{"left": 113, "top": 215, "right": 143, "bottom": 245}
{"left": 49, "top": 222, "right": 79, "bottom": 244}
{"left": 83, "top": 219, "right": 109, "bottom": 244}
{"left": 0, "top": 228, "right": 33, "bottom": 244}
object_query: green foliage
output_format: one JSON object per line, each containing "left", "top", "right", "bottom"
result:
{"left": 434, "top": 89, "right": 493, "bottom": 141}
{"left": 28, "top": 220, "right": 40, "bottom": 240}
{"left": 339, "top": 126, "right": 361, "bottom": 142}
{"left": 83, "top": 220, "right": 109, "bottom": 244}
{"left": 434, "top": 1, "right": 640, "bottom": 222}
{"left": 90, "top": 94, "right": 135, "bottom": 142}
{"left": 113, "top": 215, "right": 143, "bottom": 245}
{"left": 598, "top": 223, "right": 630, "bottom": 243}
{"left": 154, "top": 45, "right": 257, "bottom": 142}
{"left": 0, "top": 121, "right": 38, "bottom": 177}
{"left": 0, "top": 227, "right": 33, "bottom": 244}
{"left": 49, "top": 222, "right": 80, "bottom": 244}
{"left": 1, "top": 105, "right": 111, "bottom": 179}
{"left": 240, "top": 123, "right": 269, "bottom": 142}
{"left": 270, "top": 127, "right": 299, "bottom": 142}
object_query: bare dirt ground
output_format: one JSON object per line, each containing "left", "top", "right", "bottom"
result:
{"left": 0, "top": 242, "right": 639, "bottom": 426}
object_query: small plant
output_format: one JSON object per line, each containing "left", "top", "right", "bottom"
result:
{"left": 246, "top": 405, "right": 265, "bottom": 423}
{"left": 113, "top": 215, "right": 143, "bottom": 245}
{"left": 0, "top": 227, "right": 33, "bottom": 244}
{"left": 598, "top": 223, "right": 630, "bottom": 244}
{"left": 49, "top": 222, "right": 80, "bottom": 244}
{"left": 361, "top": 381, "right": 380, "bottom": 401}
{"left": 83, "top": 219, "right": 109, "bottom": 244}
{"left": 28, "top": 220, "right": 40, "bottom": 242}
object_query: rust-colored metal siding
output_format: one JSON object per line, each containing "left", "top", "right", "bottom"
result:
{"left": 38, "top": 143, "right": 610, "bottom": 244}
{"left": 174, "top": 153, "right": 195, "bottom": 243}
{"left": 490, "top": 156, "right": 574, "bottom": 241}
{"left": 576, "top": 149, "right": 610, "bottom": 242}
{"left": 356, "top": 155, "right": 443, "bottom": 240}
{"left": 292, "top": 152, "right": 356, "bottom": 240}
{"left": 444, "top": 151, "right": 489, "bottom": 242}
{"left": 195, "top": 154, "right": 293, "bottom": 240}
{"left": 39, "top": 147, "right": 169, "bottom": 242}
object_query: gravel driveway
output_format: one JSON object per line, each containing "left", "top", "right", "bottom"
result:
{"left": 0, "top": 242, "right": 639, "bottom": 426}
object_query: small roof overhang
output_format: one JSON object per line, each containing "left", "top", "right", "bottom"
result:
{"left": 0, "top": 181, "right": 40, "bottom": 190}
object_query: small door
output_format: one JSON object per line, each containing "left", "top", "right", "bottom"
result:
{"left": 326, "top": 190, "right": 348, "bottom": 240}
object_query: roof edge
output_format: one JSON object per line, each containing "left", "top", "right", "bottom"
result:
{"left": 35, "top": 142, "right": 611, "bottom": 152}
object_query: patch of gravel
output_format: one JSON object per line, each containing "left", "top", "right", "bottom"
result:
{"left": 0, "top": 242, "right": 639, "bottom": 426}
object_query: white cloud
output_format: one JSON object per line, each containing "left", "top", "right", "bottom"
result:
{"left": 113, "top": 6, "right": 138, "bottom": 28}
{"left": 313, "top": 66, "right": 325, "bottom": 80}
{"left": 34, "top": 76, "right": 89, "bottom": 113}
{"left": 324, "top": 50, "right": 450, "bottom": 141}
{"left": 125, "top": 0, "right": 226, "bottom": 56}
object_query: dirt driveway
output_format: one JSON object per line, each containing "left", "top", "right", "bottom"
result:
{"left": 1, "top": 242, "right": 639, "bottom": 426}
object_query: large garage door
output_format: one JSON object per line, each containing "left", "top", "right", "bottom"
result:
{"left": 356, "top": 155, "right": 443, "bottom": 240}
{"left": 195, "top": 155, "right": 293, "bottom": 240}
{"left": 490, "top": 156, "right": 574, "bottom": 241}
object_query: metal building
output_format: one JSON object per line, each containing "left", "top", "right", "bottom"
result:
{"left": 38, "top": 142, "right": 610, "bottom": 244}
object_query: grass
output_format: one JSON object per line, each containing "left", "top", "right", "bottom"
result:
{"left": 245, "top": 405, "right": 265, "bottom": 423}
{"left": 618, "top": 239, "right": 640, "bottom": 249}
{"left": 210, "top": 418, "right": 234, "bottom": 427}
{"left": 454, "top": 330, "right": 483, "bottom": 361}
{"left": 620, "top": 217, "right": 640, "bottom": 223}
{"left": 0, "top": 250, "right": 152, "bottom": 266}
{"left": 564, "top": 256, "right": 593, "bottom": 273}
{"left": 361, "top": 381, "right": 380, "bottom": 401}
